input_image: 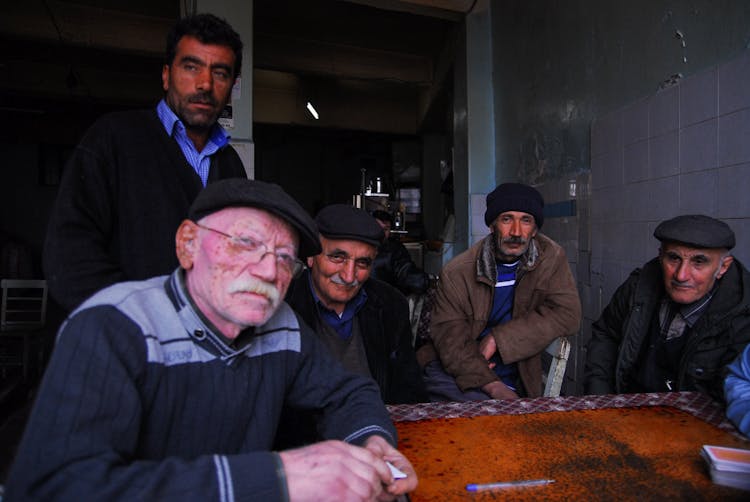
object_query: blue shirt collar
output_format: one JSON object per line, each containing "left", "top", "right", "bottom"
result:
{"left": 306, "top": 270, "right": 368, "bottom": 339}
{"left": 156, "top": 99, "right": 230, "bottom": 148}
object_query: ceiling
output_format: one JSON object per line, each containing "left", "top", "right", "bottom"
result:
{"left": 0, "top": 0, "right": 474, "bottom": 139}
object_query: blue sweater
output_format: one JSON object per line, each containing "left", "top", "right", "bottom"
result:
{"left": 5, "top": 270, "right": 395, "bottom": 501}
{"left": 725, "top": 344, "right": 750, "bottom": 436}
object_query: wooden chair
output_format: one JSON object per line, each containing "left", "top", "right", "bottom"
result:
{"left": 542, "top": 337, "right": 572, "bottom": 397}
{"left": 0, "top": 279, "right": 48, "bottom": 381}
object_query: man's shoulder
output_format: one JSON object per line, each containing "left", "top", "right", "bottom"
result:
{"left": 80, "top": 109, "right": 160, "bottom": 144}
{"left": 533, "top": 232, "right": 566, "bottom": 258}
{"left": 364, "top": 277, "right": 408, "bottom": 307}
{"left": 75, "top": 275, "right": 168, "bottom": 312}
{"left": 442, "top": 238, "right": 484, "bottom": 276}
{"left": 90, "top": 109, "right": 157, "bottom": 129}
{"left": 60, "top": 276, "right": 175, "bottom": 352}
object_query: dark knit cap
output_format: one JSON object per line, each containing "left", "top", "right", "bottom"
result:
{"left": 654, "top": 214, "right": 735, "bottom": 250}
{"left": 188, "top": 178, "right": 321, "bottom": 258}
{"left": 484, "top": 183, "right": 545, "bottom": 228}
{"left": 316, "top": 204, "right": 384, "bottom": 247}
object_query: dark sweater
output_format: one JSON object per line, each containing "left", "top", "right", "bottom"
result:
{"left": 43, "top": 109, "right": 247, "bottom": 311}
{"left": 285, "top": 271, "right": 427, "bottom": 404}
{"left": 5, "top": 270, "right": 395, "bottom": 501}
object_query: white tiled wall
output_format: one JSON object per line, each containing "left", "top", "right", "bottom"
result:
{"left": 588, "top": 49, "right": 750, "bottom": 342}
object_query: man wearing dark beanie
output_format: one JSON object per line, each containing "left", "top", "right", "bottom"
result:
{"left": 416, "top": 182, "right": 581, "bottom": 401}
{"left": 284, "top": 204, "right": 427, "bottom": 408}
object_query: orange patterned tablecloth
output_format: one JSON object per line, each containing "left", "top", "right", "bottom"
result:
{"left": 389, "top": 393, "right": 750, "bottom": 501}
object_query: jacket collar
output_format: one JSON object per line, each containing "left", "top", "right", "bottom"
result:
{"left": 165, "top": 268, "right": 258, "bottom": 362}
{"left": 477, "top": 233, "right": 540, "bottom": 283}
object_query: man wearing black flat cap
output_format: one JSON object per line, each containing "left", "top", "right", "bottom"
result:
{"left": 285, "top": 204, "right": 427, "bottom": 406}
{"left": 416, "top": 183, "right": 581, "bottom": 401}
{"left": 7, "top": 180, "right": 418, "bottom": 501}
{"left": 585, "top": 214, "right": 750, "bottom": 400}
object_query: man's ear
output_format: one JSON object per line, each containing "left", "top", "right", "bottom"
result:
{"left": 162, "top": 64, "right": 170, "bottom": 92}
{"left": 716, "top": 254, "right": 734, "bottom": 280}
{"left": 306, "top": 256, "right": 314, "bottom": 268}
{"left": 176, "top": 220, "right": 198, "bottom": 270}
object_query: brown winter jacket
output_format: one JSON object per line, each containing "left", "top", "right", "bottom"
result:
{"left": 416, "top": 232, "right": 581, "bottom": 397}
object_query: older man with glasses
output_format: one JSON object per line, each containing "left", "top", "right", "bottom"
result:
{"left": 284, "top": 204, "right": 427, "bottom": 411}
{"left": 6, "top": 180, "right": 417, "bottom": 502}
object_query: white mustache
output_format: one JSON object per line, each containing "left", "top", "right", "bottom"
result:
{"left": 330, "top": 273, "right": 360, "bottom": 288}
{"left": 228, "top": 277, "right": 280, "bottom": 305}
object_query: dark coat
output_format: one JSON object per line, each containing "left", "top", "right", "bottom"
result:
{"left": 371, "top": 237, "right": 429, "bottom": 295}
{"left": 585, "top": 257, "right": 750, "bottom": 401}
{"left": 285, "top": 271, "right": 427, "bottom": 404}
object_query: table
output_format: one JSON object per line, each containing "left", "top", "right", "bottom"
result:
{"left": 388, "top": 392, "right": 750, "bottom": 501}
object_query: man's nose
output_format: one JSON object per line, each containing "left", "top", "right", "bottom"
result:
{"left": 251, "top": 252, "right": 277, "bottom": 281}
{"left": 338, "top": 260, "right": 357, "bottom": 283}
{"left": 674, "top": 261, "right": 690, "bottom": 282}
{"left": 510, "top": 219, "right": 522, "bottom": 236}
{"left": 196, "top": 68, "right": 213, "bottom": 92}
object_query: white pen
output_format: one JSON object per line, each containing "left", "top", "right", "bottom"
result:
{"left": 465, "top": 478, "right": 555, "bottom": 491}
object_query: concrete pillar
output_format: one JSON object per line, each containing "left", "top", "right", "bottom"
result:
{"left": 465, "top": 0, "right": 496, "bottom": 248}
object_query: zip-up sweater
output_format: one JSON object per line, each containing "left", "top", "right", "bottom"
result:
{"left": 5, "top": 269, "right": 396, "bottom": 502}
{"left": 585, "top": 257, "right": 750, "bottom": 401}
{"left": 43, "top": 109, "right": 247, "bottom": 311}
{"left": 416, "top": 233, "right": 581, "bottom": 396}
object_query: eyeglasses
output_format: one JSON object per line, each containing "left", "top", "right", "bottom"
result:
{"left": 195, "top": 223, "right": 305, "bottom": 277}
{"left": 325, "top": 252, "right": 373, "bottom": 270}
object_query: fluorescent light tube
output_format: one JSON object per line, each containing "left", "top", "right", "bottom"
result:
{"left": 306, "top": 101, "right": 319, "bottom": 119}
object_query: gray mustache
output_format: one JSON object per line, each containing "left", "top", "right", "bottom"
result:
{"left": 330, "top": 274, "right": 360, "bottom": 288}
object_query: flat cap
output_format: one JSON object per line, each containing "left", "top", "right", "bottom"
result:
{"left": 316, "top": 204, "right": 384, "bottom": 247}
{"left": 654, "top": 214, "right": 735, "bottom": 250}
{"left": 188, "top": 178, "right": 321, "bottom": 258}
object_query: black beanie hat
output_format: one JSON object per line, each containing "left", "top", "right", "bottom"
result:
{"left": 484, "top": 183, "right": 545, "bottom": 228}
{"left": 188, "top": 178, "right": 321, "bottom": 258}
{"left": 316, "top": 204, "right": 384, "bottom": 247}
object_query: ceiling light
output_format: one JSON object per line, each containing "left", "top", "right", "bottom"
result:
{"left": 306, "top": 101, "right": 319, "bottom": 120}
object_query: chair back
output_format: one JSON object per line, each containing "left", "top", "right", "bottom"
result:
{"left": 1, "top": 279, "right": 48, "bottom": 331}
{"left": 542, "top": 337, "right": 571, "bottom": 397}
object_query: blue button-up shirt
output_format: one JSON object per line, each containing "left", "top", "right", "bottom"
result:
{"left": 156, "top": 99, "right": 230, "bottom": 186}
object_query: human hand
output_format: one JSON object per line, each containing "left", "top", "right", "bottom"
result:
{"left": 478, "top": 335, "right": 497, "bottom": 362}
{"left": 481, "top": 380, "right": 519, "bottom": 400}
{"left": 364, "top": 435, "right": 418, "bottom": 500}
{"left": 280, "top": 438, "right": 416, "bottom": 502}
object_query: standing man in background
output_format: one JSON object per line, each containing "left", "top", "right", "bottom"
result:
{"left": 44, "top": 13, "right": 247, "bottom": 312}
{"left": 370, "top": 209, "right": 432, "bottom": 296}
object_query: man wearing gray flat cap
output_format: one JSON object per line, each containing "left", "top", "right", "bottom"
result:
{"left": 585, "top": 214, "right": 750, "bottom": 400}
{"left": 6, "top": 180, "right": 417, "bottom": 501}
{"left": 284, "top": 204, "right": 427, "bottom": 406}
